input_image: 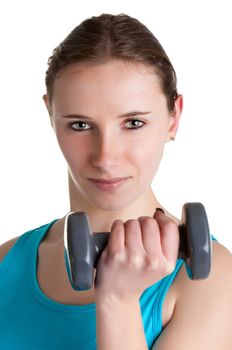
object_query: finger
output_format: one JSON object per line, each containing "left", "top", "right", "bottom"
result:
{"left": 124, "top": 219, "right": 145, "bottom": 253}
{"left": 153, "top": 210, "right": 179, "bottom": 264}
{"left": 107, "top": 220, "right": 125, "bottom": 255}
{"left": 138, "top": 216, "right": 162, "bottom": 256}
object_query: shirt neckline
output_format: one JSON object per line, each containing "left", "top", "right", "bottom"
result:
{"left": 31, "top": 218, "right": 96, "bottom": 313}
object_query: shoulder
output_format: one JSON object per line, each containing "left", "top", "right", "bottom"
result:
{"left": 0, "top": 236, "right": 21, "bottom": 262}
{"left": 174, "top": 241, "right": 232, "bottom": 308}
{"left": 175, "top": 241, "right": 232, "bottom": 333}
{"left": 154, "top": 241, "right": 232, "bottom": 349}
{"left": 0, "top": 219, "right": 61, "bottom": 262}
{"left": 175, "top": 241, "right": 232, "bottom": 291}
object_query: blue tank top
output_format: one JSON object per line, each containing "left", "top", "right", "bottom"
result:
{"left": 0, "top": 219, "right": 216, "bottom": 349}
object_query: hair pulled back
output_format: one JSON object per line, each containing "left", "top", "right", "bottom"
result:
{"left": 45, "top": 13, "right": 178, "bottom": 112}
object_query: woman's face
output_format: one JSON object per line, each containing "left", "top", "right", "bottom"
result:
{"left": 44, "top": 60, "right": 182, "bottom": 211}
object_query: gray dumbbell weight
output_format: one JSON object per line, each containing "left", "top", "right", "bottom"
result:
{"left": 64, "top": 202, "right": 212, "bottom": 291}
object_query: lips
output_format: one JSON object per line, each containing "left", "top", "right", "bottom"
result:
{"left": 88, "top": 177, "right": 130, "bottom": 184}
{"left": 88, "top": 177, "right": 130, "bottom": 191}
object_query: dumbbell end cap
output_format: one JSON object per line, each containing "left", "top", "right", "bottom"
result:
{"left": 71, "top": 260, "right": 94, "bottom": 291}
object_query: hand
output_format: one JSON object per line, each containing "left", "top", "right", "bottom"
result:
{"left": 94, "top": 209, "right": 179, "bottom": 302}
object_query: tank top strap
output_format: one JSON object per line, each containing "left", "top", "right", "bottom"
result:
{"left": 0, "top": 220, "right": 58, "bottom": 274}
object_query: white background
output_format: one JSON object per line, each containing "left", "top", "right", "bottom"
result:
{"left": 0, "top": 0, "right": 231, "bottom": 253}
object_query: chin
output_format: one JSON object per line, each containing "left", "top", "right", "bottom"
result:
{"left": 86, "top": 190, "right": 144, "bottom": 212}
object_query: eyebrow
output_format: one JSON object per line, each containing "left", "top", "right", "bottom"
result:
{"left": 60, "top": 111, "right": 152, "bottom": 120}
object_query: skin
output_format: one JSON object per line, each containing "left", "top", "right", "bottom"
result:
{"left": 43, "top": 59, "right": 183, "bottom": 236}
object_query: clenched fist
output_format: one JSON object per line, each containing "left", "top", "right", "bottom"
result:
{"left": 94, "top": 209, "right": 180, "bottom": 302}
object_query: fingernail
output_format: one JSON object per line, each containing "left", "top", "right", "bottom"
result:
{"left": 155, "top": 208, "right": 165, "bottom": 214}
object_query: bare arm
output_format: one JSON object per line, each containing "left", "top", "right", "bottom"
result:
{"left": 96, "top": 296, "right": 148, "bottom": 350}
{"left": 153, "top": 242, "right": 232, "bottom": 350}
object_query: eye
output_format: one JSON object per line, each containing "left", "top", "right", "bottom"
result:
{"left": 68, "top": 119, "right": 145, "bottom": 132}
{"left": 68, "top": 121, "right": 91, "bottom": 131}
{"left": 125, "top": 119, "right": 145, "bottom": 129}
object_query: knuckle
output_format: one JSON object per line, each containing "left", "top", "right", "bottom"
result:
{"left": 165, "top": 261, "right": 176, "bottom": 274}
{"left": 128, "top": 253, "right": 144, "bottom": 267}
{"left": 145, "top": 256, "right": 175, "bottom": 275}
{"left": 107, "top": 250, "right": 125, "bottom": 263}
{"left": 145, "top": 255, "right": 160, "bottom": 270}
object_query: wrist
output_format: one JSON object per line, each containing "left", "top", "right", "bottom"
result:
{"left": 95, "top": 292, "right": 140, "bottom": 310}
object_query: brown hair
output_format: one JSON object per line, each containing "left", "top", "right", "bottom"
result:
{"left": 45, "top": 13, "right": 178, "bottom": 112}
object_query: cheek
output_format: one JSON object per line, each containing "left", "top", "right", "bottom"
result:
{"left": 53, "top": 129, "right": 85, "bottom": 167}
{"left": 130, "top": 136, "right": 164, "bottom": 174}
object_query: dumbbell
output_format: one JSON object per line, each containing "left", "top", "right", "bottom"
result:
{"left": 64, "top": 202, "right": 212, "bottom": 291}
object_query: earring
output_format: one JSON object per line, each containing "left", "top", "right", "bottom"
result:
{"left": 170, "top": 136, "right": 175, "bottom": 141}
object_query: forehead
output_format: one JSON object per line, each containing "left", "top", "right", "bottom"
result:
{"left": 53, "top": 59, "right": 161, "bottom": 93}
{"left": 51, "top": 60, "right": 166, "bottom": 113}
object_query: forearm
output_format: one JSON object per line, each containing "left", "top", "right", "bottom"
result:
{"left": 96, "top": 296, "right": 148, "bottom": 350}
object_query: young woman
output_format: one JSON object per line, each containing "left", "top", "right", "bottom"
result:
{"left": 0, "top": 13, "right": 231, "bottom": 350}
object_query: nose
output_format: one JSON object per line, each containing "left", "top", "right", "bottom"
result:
{"left": 91, "top": 130, "right": 121, "bottom": 171}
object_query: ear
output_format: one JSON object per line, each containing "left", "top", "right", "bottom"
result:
{"left": 42, "top": 94, "right": 53, "bottom": 128}
{"left": 166, "top": 94, "right": 183, "bottom": 142}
